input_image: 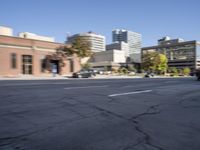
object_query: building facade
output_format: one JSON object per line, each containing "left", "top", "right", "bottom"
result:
{"left": 112, "top": 29, "right": 142, "bottom": 62}
{"left": 89, "top": 49, "right": 128, "bottom": 70}
{"left": 67, "top": 31, "right": 105, "bottom": 53}
{"left": 142, "top": 37, "right": 200, "bottom": 72}
{"left": 0, "top": 26, "right": 80, "bottom": 77}
{"left": 89, "top": 50, "right": 125, "bottom": 70}
{"left": 106, "top": 42, "right": 129, "bottom": 57}
{"left": 91, "top": 50, "right": 126, "bottom": 63}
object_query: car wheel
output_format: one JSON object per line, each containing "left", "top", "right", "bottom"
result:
{"left": 90, "top": 74, "right": 95, "bottom": 78}
{"left": 78, "top": 74, "right": 82, "bottom": 78}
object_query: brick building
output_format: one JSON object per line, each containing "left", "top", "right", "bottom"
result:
{"left": 0, "top": 26, "right": 81, "bottom": 77}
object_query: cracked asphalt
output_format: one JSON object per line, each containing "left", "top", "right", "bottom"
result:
{"left": 0, "top": 78, "right": 200, "bottom": 150}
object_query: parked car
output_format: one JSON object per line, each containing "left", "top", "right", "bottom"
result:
{"left": 196, "top": 69, "right": 200, "bottom": 81}
{"left": 144, "top": 73, "right": 154, "bottom": 78}
{"left": 92, "top": 68, "right": 106, "bottom": 75}
{"left": 72, "top": 69, "right": 96, "bottom": 78}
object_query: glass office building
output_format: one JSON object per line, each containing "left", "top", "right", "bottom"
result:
{"left": 142, "top": 37, "right": 200, "bottom": 72}
{"left": 112, "top": 29, "right": 142, "bottom": 62}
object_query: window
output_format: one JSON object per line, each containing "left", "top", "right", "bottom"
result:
{"left": 22, "top": 55, "right": 32, "bottom": 74}
{"left": 11, "top": 53, "right": 17, "bottom": 69}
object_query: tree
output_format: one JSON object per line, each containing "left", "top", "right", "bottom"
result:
{"left": 154, "top": 53, "right": 168, "bottom": 74}
{"left": 142, "top": 52, "right": 156, "bottom": 72}
{"left": 183, "top": 67, "right": 191, "bottom": 76}
{"left": 71, "top": 37, "right": 93, "bottom": 58}
{"left": 58, "top": 37, "right": 92, "bottom": 59}
{"left": 168, "top": 67, "right": 178, "bottom": 76}
{"left": 81, "top": 63, "right": 91, "bottom": 69}
{"left": 142, "top": 52, "right": 168, "bottom": 74}
{"left": 55, "top": 37, "right": 93, "bottom": 71}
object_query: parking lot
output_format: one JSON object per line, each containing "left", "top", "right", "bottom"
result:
{"left": 0, "top": 78, "right": 200, "bottom": 150}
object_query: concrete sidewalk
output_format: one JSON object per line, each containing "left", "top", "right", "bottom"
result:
{"left": 94, "top": 74, "right": 142, "bottom": 79}
{"left": 0, "top": 74, "right": 193, "bottom": 80}
{"left": 0, "top": 75, "right": 69, "bottom": 80}
{"left": 0, "top": 74, "right": 142, "bottom": 80}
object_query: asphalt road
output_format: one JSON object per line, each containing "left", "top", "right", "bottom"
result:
{"left": 0, "top": 78, "right": 200, "bottom": 150}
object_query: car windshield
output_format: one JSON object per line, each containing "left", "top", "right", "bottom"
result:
{"left": 80, "top": 69, "right": 94, "bottom": 72}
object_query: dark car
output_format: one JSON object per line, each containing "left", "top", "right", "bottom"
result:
{"left": 72, "top": 69, "right": 96, "bottom": 78}
{"left": 196, "top": 69, "right": 200, "bottom": 81}
{"left": 144, "top": 73, "right": 154, "bottom": 78}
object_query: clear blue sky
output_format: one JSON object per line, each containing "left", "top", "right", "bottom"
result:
{"left": 1, "top": 0, "right": 200, "bottom": 46}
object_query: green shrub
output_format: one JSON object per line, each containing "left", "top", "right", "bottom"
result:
{"left": 121, "top": 67, "right": 128, "bottom": 74}
{"left": 183, "top": 68, "right": 191, "bottom": 76}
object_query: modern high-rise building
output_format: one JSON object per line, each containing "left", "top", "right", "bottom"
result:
{"left": 112, "top": 29, "right": 142, "bottom": 62}
{"left": 67, "top": 31, "right": 105, "bottom": 53}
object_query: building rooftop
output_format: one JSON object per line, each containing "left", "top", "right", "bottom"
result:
{"left": 0, "top": 26, "right": 56, "bottom": 42}
{"left": 19, "top": 32, "right": 55, "bottom": 42}
{"left": 142, "top": 40, "right": 197, "bottom": 49}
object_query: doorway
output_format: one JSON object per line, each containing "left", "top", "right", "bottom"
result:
{"left": 22, "top": 55, "right": 33, "bottom": 75}
{"left": 51, "top": 60, "right": 59, "bottom": 74}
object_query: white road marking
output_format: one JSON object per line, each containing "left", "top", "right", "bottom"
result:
{"left": 164, "top": 81, "right": 178, "bottom": 83}
{"left": 64, "top": 85, "right": 108, "bottom": 90}
{"left": 108, "top": 90, "right": 152, "bottom": 97}
{"left": 122, "top": 85, "right": 137, "bottom": 88}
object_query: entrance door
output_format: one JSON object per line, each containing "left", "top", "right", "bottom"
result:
{"left": 22, "top": 55, "right": 33, "bottom": 74}
{"left": 51, "top": 60, "right": 59, "bottom": 74}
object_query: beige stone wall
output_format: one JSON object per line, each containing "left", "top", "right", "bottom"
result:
{"left": 92, "top": 50, "right": 126, "bottom": 63}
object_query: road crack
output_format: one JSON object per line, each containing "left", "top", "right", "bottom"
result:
{"left": 71, "top": 95, "right": 165, "bottom": 150}
{"left": 130, "top": 104, "right": 165, "bottom": 150}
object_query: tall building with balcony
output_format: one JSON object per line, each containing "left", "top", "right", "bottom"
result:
{"left": 67, "top": 31, "right": 105, "bottom": 53}
{"left": 112, "top": 29, "right": 142, "bottom": 62}
{"left": 142, "top": 37, "right": 200, "bottom": 72}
